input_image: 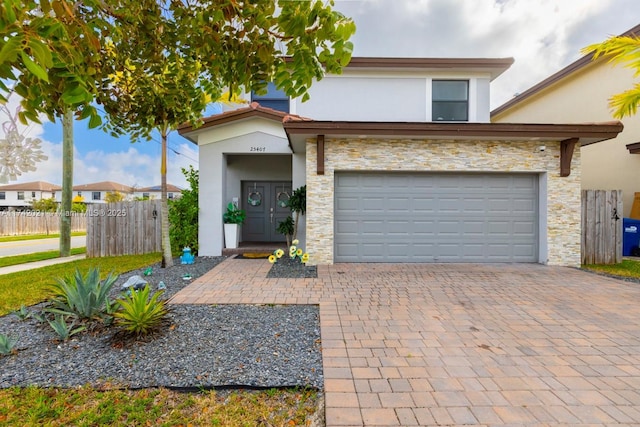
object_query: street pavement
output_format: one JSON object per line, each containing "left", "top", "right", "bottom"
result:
{"left": 0, "top": 235, "right": 87, "bottom": 275}
{"left": 0, "top": 235, "right": 86, "bottom": 257}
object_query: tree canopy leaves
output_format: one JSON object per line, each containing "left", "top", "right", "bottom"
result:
{"left": 0, "top": 0, "right": 111, "bottom": 125}
{"left": 1, "top": 0, "right": 356, "bottom": 266}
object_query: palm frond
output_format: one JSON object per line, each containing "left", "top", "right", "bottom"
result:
{"left": 609, "top": 84, "right": 640, "bottom": 119}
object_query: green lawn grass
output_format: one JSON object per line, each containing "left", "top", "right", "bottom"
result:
{"left": 0, "top": 252, "right": 161, "bottom": 316}
{"left": 583, "top": 259, "right": 640, "bottom": 279}
{"left": 0, "top": 386, "right": 319, "bottom": 426}
{"left": 0, "top": 247, "right": 86, "bottom": 268}
{"left": 0, "top": 232, "right": 86, "bottom": 243}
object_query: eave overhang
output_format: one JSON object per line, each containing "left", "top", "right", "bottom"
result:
{"left": 177, "top": 102, "right": 309, "bottom": 147}
{"left": 284, "top": 120, "right": 624, "bottom": 177}
{"left": 492, "top": 23, "right": 640, "bottom": 118}
{"left": 627, "top": 142, "right": 640, "bottom": 154}
{"left": 340, "top": 57, "right": 514, "bottom": 81}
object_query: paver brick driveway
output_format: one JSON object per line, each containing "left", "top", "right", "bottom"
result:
{"left": 171, "top": 259, "right": 640, "bottom": 426}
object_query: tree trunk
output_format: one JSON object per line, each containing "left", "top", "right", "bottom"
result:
{"left": 59, "top": 109, "right": 73, "bottom": 257}
{"left": 160, "top": 127, "right": 173, "bottom": 268}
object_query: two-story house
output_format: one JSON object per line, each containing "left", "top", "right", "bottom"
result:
{"left": 179, "top": 57, "right": 623, "bottom": 266}
{"left": 0, "top": 181, "right": 61, "bottom": 210}
{"left": 133, "top": 185, "right": 183, "bottom": 201}
{"left": 492, "top": 24, "right": 640, "bottom": 219}
{"left": 71, "top": 181, "right": 134, "bottom": 203}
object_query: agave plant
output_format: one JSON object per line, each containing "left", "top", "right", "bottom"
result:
{"left": 0, "top": 333, "right": 18, "bottom": 355}
{"left": 47, "top": 268, "right": 118, "bottom": 321}
{"left": 47, "top": 315, "right": 86, "bottom": 341}
{"left": 12, "top": 305, "right": 31, "bottom": 321}
{"left": 114, "top": 285, "right": 168, "bottom": 336}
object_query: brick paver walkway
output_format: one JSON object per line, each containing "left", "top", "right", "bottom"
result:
{"left": 170, "top": 258, "right": 640, "bottom": 426}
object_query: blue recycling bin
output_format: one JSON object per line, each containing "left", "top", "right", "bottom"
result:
{"left": 623, "top": 218, "right": 640, "bottom": 256}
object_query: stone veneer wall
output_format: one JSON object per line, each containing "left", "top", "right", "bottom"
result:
{"left": 305, "top": 138, "right": 581, "bottom": 267}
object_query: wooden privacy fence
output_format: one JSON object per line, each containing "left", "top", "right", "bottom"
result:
{"left": 0, "top": 211, "right": 85, "bottom": 235}
{"left": 582, "top": 190, "right": 622, "bottom": 265}
{"left": 86, "top": 200, "right": 162, "bottom": 258}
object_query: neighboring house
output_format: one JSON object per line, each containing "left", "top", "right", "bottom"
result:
{"left": 133, "top": 184, "right": 183, "bottom": 200}
{"left": 0, "top": 181, "right": 61, "bottom": 210}
{"left": 70, "top": 181, "right": 134, "bottom": 203}
{"left": 179, "top": 57, "right": 622, "bottom": 267}
{"left": 492, "top": 24, "right": 640, "bottom": 218}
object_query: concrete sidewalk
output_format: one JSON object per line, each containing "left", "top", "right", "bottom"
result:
{"left": 0, "top": 254, "right": 85, "bottom": 275}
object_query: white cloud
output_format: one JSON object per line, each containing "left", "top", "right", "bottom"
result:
{"left": 334, "top": 0, "right": 640, "bottom": 107}
{"left": 4, "top": 134, "right": 197, "bottom": 189}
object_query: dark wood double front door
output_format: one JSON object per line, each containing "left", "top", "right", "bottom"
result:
{"left": 242, "top": 181, "right": 292, "bottom": 242}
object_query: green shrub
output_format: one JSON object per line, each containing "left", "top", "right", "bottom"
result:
{"left": 276, "top": 216, "right": 294, "bottom": 247}
{"left": 47, "top": 315, "right": 86, "bottom": 341}
{"left": 169, "top": 166, "right": 199, "bottom": 254}
{"left": 114, "top": 285, "right": 168, "bottom": 336}
{"left": 47, "top": 268, "right": 118, "bottom": 321}
{"left": 0, "top": 333, "right": 18, "bottom": 355}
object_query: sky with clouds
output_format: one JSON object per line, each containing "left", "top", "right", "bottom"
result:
{"left": 2, "top": 0, "right": 639, "bottom": 189}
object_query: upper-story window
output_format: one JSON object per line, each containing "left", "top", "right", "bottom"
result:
{"left": 432, "top": 80, "right": 469, "bottom": 122}
{"left": 168, "top": 192, "right": 174, "bottom": 200}
{"left": 0, "top": 192, "right": 5, "bottom": 200}
{"left": 251, "top": 82, "right": 289, "bottom": 113}
{"left": 17, "top": 191, "right": 24, "bottom": 200}
{"left": 92, "top": 192, "right": 101, "bottom": 200}
{"left": 31, "top": 191, "right": 36, "bottom": 198}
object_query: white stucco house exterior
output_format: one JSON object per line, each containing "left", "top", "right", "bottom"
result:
{"left": 0, "top": 181, "right": 61, "bottom": 210}
{"left": 132, "top": 184, "right": 183, "bottom": 201}
{"left": 178, "top": 57, "right": 622, "bottom": 267}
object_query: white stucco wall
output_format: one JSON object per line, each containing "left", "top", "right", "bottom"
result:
{"left": 493, "top": 61, "right": 640, "bottom": 217}
{"left": 292, "top": 72, "right": 492, "bottom": 123}
{"left": 0, "top": 190, "right": 55, "bottom": 208}
{"left": 196, "top": 122, "right": 299, "bottom": 256}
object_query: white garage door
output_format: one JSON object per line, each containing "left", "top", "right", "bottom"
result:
{"left": 334, "top": 172, "right": 539, "bottom": 262}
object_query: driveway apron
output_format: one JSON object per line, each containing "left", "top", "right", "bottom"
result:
{"left": 171, "top": 259, "right": 640, "bottom": 426}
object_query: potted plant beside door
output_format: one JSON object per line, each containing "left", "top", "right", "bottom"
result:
{"left": 223, "top": 202, "right": 246, "bottom": 249}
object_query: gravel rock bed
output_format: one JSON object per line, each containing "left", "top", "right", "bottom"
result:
{"left": 0, "top": 257, "right": 323, "bottom": 390}
{"left": 267, "top": 256, "right": 317, "bottom": 279}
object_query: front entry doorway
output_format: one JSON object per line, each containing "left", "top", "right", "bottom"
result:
{"left": 242, "top": 181, "right": 292, "bottom": 242}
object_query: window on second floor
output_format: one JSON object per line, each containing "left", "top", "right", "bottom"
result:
{"left": 432, "top": 80, "right": 469, "bottom": 122}
{"left": 0, "top": 192, "right": 5, "bottom": 200}
{"left": 92, "top": 192, "right": 101, "bottom": 200}
{"left": 31, "top": 191, "right": 36, "bottom": 198}
{"left": 251, "top": 82, "right": 289, "bottom": 113}
{"left": 17, "top": 191, "right": 24, "bottom": 200}
{"left": 168, "top": 193, "right": 174, "bottom": 200}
